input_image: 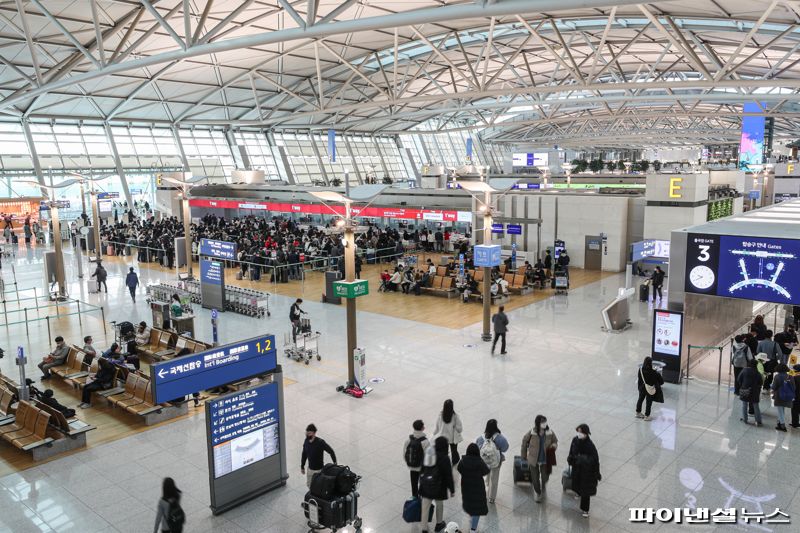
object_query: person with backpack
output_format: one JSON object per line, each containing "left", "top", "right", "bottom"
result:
{"left": 419, "top": 436, "right": 455, "bottom": 533}
{"left": 731, "top": 335, "right": 754, "bottom": 395}
{"left": 771, "top": 364, "right": 795, "bottom": 432}
{"left": 290, "top": 298, "right": 307, "bottom": 343}
{"left": 567, "top": 424, "right": 600, "bottom": 518}
{"left": 403, "top": 419, "right": 430, "bottom": 498}
{"left": 737, "top": 359, "right": 763, "bottom": 426}
{"left": 91, "top": 261, "right": 108, "bottom": 293}
{"left": 301, "top": 423, "right": 337, "bottom": 488}
{"left": 125, "top": 267, "right": 140, "bottom": 303}
{"left": 456, "top": 443, "right": 490, "bottom": 533}
{"left": 474, "top": 419, "right": 509, "bottom": 504}
{"left": 153, "top": 477, "right": 184, "bottom": 533}
{"left": 635, "top": 357, "right": 664, "bottom": 421}
{"left": 434, "top": 399, "right": 463, "bottom": 466}
{"left": 521, "top": 415, "right": 558, "bottom": 503}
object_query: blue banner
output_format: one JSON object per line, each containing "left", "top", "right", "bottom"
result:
{"left": 199, "top": 238, "right": 237, "bottom": 260}
{"left": 459, "top": 253, "right": 465, "bottom": 278}
{"left": 201, "top": 258, "right": 223, "bottom": 286}
{"left": 328, "top": 129, "right": 336, "bottom": 162}
{"left": 474, "top": 245, "right": 502, "bottom": 267}
{"left": 208, "top": 382, "right": 281, "bottom": 478}
{"left": 506, "top": 224, "right": 522, "bottom": 235}
{"left": 151, "top": 335, "right": 277, "bottom": 404}
{"left": 466, "top": 137, "right": 473, "bottom": 159}
{"left": 491, "top": 223, "right": 504, "bottom": 234}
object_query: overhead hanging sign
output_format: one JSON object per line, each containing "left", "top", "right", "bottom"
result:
{"left": 328, "top": 129, "right": 336, "bottom": 162}
{"left": 200, "top": 238, "right": 237, "bottom": 260}
{"left": 151, "top": 335, "right": 276, "bottom": 404}
{"left": 474, "top": 245, "right": 501, "bottom": 267}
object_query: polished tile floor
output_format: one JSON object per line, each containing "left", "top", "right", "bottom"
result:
{"left": 0, "top": 242, "right": 797, "bottom": 532}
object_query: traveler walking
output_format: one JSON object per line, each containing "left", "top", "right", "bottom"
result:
{"left": 774, "top": 324, "right": 798, "bottom": 364}
{"left": 419, "top": 436, "right": 455, "bottom": 533}
{"left": 474, "top": 419, "right": 509, "bottom": 504}
{"left": 731, "top": 335, "right": 753, "bottom": 395}
{"left": 91, "top": 261, "right": 108, "bottom": 293}
{"left": 567, "top": 424, "right": 600, "bottom": 518}
{"left": 737, "top": 359, "right": 763, "bottom": 426}
{"left": 434, "top": 399, "right": 463, "bottom": 466}
{"left": 125, "top": 267, "right": 140, "bottom": 303}
{"left": 771, "top": 364, "right": 795, "bottom": 432}
{"left": 543, "top": 250, "right": 552, "bottom": 278}
{"left": 300, "top": 424, "right": 337, "bottom": 488}
{"left": 153, "top": 477, "right": 184, "bottom": 533}
{"left": 290, "top": 298, "right": 306, "bottom": 343}
{"left": 790, "top": 364, "right": 800, "bottom": 428}
{"left": 456, "top": 443, "right": 490, "bottom": 533}
{"left": 521, "top": 415, "right": 558, "bottom": 503}
{"left": 635, "top": 357, "right": 664, "bottom": 421}
{"left": 650, "top": 266, "right": 665, "bottom": 301}
{"left": 403, "top": 419, "right": 430, "bottom": 498}
{"left": 491, "top": 306, "right": 509, "bottom": 355}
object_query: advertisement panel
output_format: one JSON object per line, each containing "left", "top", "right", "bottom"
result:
{"left": 739, "top": 102, "right": 766, "bottom": 170}
{"left": 652, "top": 310, "right": 683, "bottom": 358}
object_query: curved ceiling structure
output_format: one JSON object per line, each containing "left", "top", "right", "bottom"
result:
{"left": 1, "top": 0, "right": 799, "bottom": 148}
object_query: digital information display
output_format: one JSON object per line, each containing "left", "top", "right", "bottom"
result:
{"left": 151, "top": 335, "right": 276, "bottom": 403}
{"left": 652, "top": 310, "right": 683, "bottom": 357}
{"left": 201, "top": 258, "right": 224, "bottom": 286}
{"left": 209, "top": 382, "right": 280, "bottom": 479}
{"left": 554, "top": 240, "right": 566, "bottom": 260}
{"left": 739, "top": 102, "right": 766, "bottom": 170}
{"left": 491, "top": 223, "right": 504, "bottom": 234}
{"left": 633, "top": 240, "right": 671, "bottom": 261}
{"left": 200, "top": 239, "right": 237, "bottom": 260}
{"left": 506, "top": 224, "right": 522, "bottom": 235}
{"left": 686, "top": 233, "right": 800, "bottom": 305}
{"left": 512, "top": 153, "right": 548, "bottom": 167}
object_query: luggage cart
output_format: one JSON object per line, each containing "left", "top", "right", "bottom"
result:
{"left": 284, "top": 318, "right": 321, "bottom": 365}
{"left": 555, "top": 275, "right": 569, "bottom": 295}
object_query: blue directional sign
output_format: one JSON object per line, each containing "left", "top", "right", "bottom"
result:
{"left": 97, "top": 192, "right": 120, "bottom": 199}
{"left": 474, "top": 245, "right": 502, "bottom": 267}
{"left": 201, "top": 258, "right": 223, "bottom": 286}
{"left": 211, "top": 308, "right": 219, "bottom": 320}
{"left": 208, "top": 382, "right": 281, "bottom": 478}
{"left": 199, "top": 238, "right": 237, "bottom": 260}
{"left": 151, "top": 335, "right": 277, "bottom": 404}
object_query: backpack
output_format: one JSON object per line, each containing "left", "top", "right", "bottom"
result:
{"left": 778, "top": 378, "right": 795, "bottom": 402}
{"left": 479, "top": 434, "right": 501, "bottom": 469}
{"left": 165, "top": 499, "right": 185, "bottom": 533}
{"left": 731, "top": 344, "right": 751, "bottom": 368}
{"left": 405, "top": 435, "right": 425, "bottom": 468}
{"left": 419, "top": 464, "right": 442, "bottom": 497}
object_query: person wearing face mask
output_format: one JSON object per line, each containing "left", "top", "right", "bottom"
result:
{"left": 567, "top": 424, "right": 600, "bottom": 518}
{"left": 521, "top": 415, "right": 558, "bottom": 503}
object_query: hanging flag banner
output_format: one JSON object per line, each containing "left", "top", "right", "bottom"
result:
{"left": 466, "top": 137, "right": 473, "bottom": 160}
{"left": 328, "top": 129, "right": 336, "bottom": 162}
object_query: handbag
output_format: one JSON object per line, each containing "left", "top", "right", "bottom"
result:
{"left": 640, "top": 368, "right": 656, "bottom": 395}
{"left": 739, "top": 387, "right": 751, "bottom": 401}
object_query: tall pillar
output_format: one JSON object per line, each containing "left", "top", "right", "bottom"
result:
{"left": 103, "top": 123, "right": 133, "bottom": 206}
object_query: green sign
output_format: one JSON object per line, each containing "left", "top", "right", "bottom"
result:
{"left": 333, "top": 279, "right": 369, "bottom": 298}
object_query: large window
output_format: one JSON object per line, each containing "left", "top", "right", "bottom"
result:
{"left": 274, "top": 132, "right": 323, "bottom": 185}
{"left": 346, "top": 135, "right": 384, "bottom": 182}
{"left": 178, "top": 128, "right": 235, "bottom": 181}
{"left": 375, "top": 137, "right": 409, "bottom": 181}
{"left": 232, "top": 131, "right": 280, "bottom": 180}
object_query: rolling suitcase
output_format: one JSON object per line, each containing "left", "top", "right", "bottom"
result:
{"left": 303, "top": 490, "right": 359, "bottom": 530}
{"left": 639, "top": 283, "right": 649, "bottom": 302}
{"left": 513, "top": 455, "right": 531, "bottom": 484}
{"left": 403, "top": 497, "right": 434, "bottom": 523}
{"left": 561, "top": 466, "right": 572, "bottom": 493}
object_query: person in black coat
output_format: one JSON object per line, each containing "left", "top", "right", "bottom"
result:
{"left": 736, "top": 359, "right": 763, "bottom": 426}
{"left": 567, "top": 424, "right": 600, "bottom": 518}
{"left": 419, "top": 436, "right": 455, "bottom": 533}
{"left": 635, "top": 357, "right": 664, "bottom": 420}
{"left": 457, "top": 443, "right": 490, "bottom": 533}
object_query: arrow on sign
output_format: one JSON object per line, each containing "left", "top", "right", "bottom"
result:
{"left": 158, "top": 368, "right": 167, "bottom": 379}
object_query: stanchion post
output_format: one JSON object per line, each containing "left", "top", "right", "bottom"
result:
{"left": 77, "top": 300, "right": 82, "bottom": 326}
{"left": 717, "top": 346, "right": 723, "bottom": 385}
{"left": 101, "top": 305, "right": 107, "bottom": 334}
{"left": 46, "top": 315, "right": 51, "bottom": 341}
{"left": 685, "top": 346, "right": 691, "bottom": 382}
{"left": 24, "top": 308, "right": 29, "bottom": 336}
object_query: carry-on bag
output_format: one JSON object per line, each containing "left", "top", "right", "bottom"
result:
{"left": 639, "top": 282, "right": 649, "bottom": 302}
{"left": 513, "top": 455, "right": 531, "bottom": 484}
{"left": 561, "top": 466, "right": 572, "bottom": 493}
{"left": 403, "top": 497, "right": 434, "bottom": 523}
{"left": 303, "top": 490, "right": 359, "bottom": 529}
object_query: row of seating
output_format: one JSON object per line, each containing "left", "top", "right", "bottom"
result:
{"left": 137, "top": 328, "right": 211, "bottom": 361}
{"left": 50, "top": 346, "right": 92, "bottom": 381}
{"left": 0, "top": 401, "right": 52, "bottom": 451}
{"left": 422, "top": 275, "right": 456, "bottom": 297}
{"left": 101, "top": 373, "right": 163, "bottom": 417}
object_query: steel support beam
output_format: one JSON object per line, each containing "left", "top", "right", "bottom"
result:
{"left": 21, "top": 120, "right": 47, "bottom": 199}
{"left": 103, "top": 123, "right": 133, "bottom": 207}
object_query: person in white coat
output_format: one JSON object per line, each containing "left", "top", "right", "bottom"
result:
{"left": 434, "top": 399, "right": 463, "bottom": 466}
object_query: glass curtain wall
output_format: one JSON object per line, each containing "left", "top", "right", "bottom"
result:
{"left": 231, "top": 131, "right": 281, "bottom": 181}
{"left": 274, "top": 132, "right": 324, "bottom": 185}
{"left": 178, "top": 128, "right": 235, "bottom": 182}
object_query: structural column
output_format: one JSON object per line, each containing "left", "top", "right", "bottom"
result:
{"left": 482, "top": 190, "right": 492, "bottom": 341}
{"left": 103, "top": 123, "right": 133, "bottom": 207}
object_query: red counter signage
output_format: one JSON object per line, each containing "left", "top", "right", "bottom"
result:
{"left": 190, "top": 198, "right": 471, "bottom": 222}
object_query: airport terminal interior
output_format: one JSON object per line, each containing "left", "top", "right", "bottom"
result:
{"left": 3, "top": 1, "right": 800, "bottom": 532}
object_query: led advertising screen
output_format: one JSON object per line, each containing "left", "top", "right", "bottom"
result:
{"left": 738, "top": 102, "right": 766, "bottom": 170}
{"left": 652, "top": 310, "right": 683, "bottom": 358}
{"left": 685, "top": 233, "right": 800, "bottom": 305}
{"left": 208, "top": 383, "right": 281, "bottom": 478}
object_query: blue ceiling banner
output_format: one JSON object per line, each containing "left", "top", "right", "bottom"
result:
{"left": 466, "top": 137, "right": 473, "bottom": 159}
{"left": 328, "top": 129, "right": 336, "bottom": 162}
{"left": 151, "top": 335, "right": 277, "bottom": 403}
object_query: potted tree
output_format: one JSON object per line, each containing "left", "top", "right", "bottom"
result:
{"left": 330, "top": 177, "right": 343, "bottom": 187}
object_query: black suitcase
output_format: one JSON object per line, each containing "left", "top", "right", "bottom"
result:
{"left": 303, "top": 491, "right": 359, "bottom": 530}
{"left": 513, "top": 455, "right": 531, "bottom": 484}
{"left": 639, "top": 283, "right": 649, "bottom": 302}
